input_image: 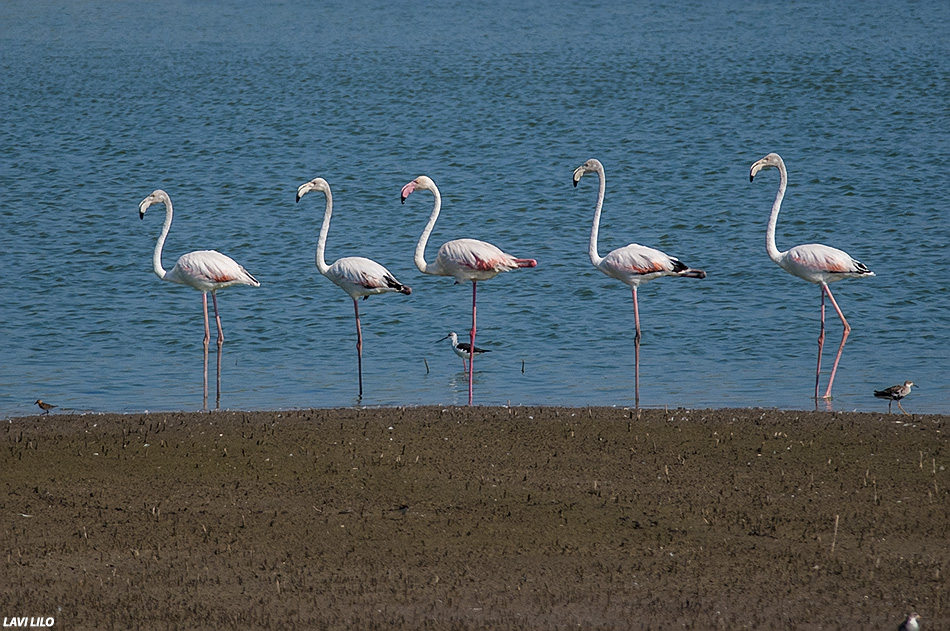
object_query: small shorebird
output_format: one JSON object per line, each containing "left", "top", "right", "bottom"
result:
{"left": 898, "top": 612, "right": 920, "bottom": 631}
{"left": 35, "top": 400, "right": 57, "bottom": 415}
{"left": 874, "top": 381, "right": 916, "bottom": 415}
{"left": 437, "top": 332, "right": 490, "bottom": 373}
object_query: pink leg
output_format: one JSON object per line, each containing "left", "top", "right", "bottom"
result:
{"left": 202, "top": 293, "right": 211, "bottom": 351}
{"left": 202, "top": 334, "right": 209, "bottom": 411}
{"left": 815, "top": 288, "right": 825, "bottom": 400}
{"left": 211, "top": 291, "right": 224, "bottom": 347}
{"left": 354, "top": 299, "right": 363, "bottom": 398}
{"left": 632, "top": 287, "right": 641, "bottom": 409}
{"left": 468, "top": 281, "right": 477, "bottom": 406}
{"left": 821, "top": 284, "right": 851, "bottom": 400}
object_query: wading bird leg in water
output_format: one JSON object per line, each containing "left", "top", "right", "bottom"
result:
{"left": 632, "top": 286, "right": 641, "bottom": 408}
{"left": 354, "top": 299, "right": 363, "bottom": 398}
{"left": 468, "top": 281, "right": 478, "bottom": 405}
{"left": 821, "top": 284, "right": 851, "bottom": 400}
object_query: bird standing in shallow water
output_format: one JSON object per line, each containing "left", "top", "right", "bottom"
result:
{"left": 573, "top": 158, "right": 706, "bottom": 409}
{"left": 874, "top": 381, "right": 916, "bottom": 415}
{"left": 297, "top": 177, "right": 411, "bottom": 398}
{"left": 35, "top": 400, "right": 56, "bottom": 415}
{"left": 139, "top": 190, "right": 260, "bottom": 351}
{"left": 401, "top": 175, "right": 536, "bottom": 405}
{"left": 437, "top": 332, "right": 491, "bottom": 373}
{"left": 898, "top": 612, "right": 920, "bottom": 631}
{"left": 750, "top": 153, "right": 874, "bottom": 401}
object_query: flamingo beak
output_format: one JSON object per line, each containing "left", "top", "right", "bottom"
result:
{"left": 400, "top": 181, "right": 417, "bottom": 204}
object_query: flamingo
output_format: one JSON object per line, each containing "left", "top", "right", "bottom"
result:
{"left": 139, "top": 190, "right": 260, "bottom": 351}
{"left": 572, "top": 158, "right": 706, "bottom": 408}
{"left": 437, "top": 331, "right": 491, "bottom": 373}
{"left": 750, "top": 153, "right": 874, "bottom": 400}
{"left": 400, "top": 175, "right": 537, "bottom": 405}
{"left": 296, "top": 177, "right": 411, "bottom": 398}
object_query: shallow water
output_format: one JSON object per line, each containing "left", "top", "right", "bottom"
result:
{"left": 1, "top": 0, "right": 948, "bottom": 416}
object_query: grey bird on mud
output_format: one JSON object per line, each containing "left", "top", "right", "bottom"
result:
{"left": 874, "top": 381, "right": 916, "bottom": 415}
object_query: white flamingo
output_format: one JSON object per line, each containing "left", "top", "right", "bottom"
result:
{"left": 400, "top": 175, "right": 537, "bottom": 405}
{"left": 297, "top": 177, "right": 411, "bottom": 398}
{"left": 139, "top": 190, "right": 260, "bottom": 351}
{"left": 573, "top": 159, "right": 706, "bottom": 408}
{"left": 750, "top": 152, "right": 874, "bottom": 400}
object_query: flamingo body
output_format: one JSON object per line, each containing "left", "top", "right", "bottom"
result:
{"left": 138, "top": 189, "right": 259, "bottom": 350}
{"left": 776, "top": 243, "right": 872, "bottom": 285}
{"left": 401, "top": 175, "right": 536, "bottom": 405}
{"left": 164, "top": 250, "right": 260, "bottom": 292}
{"left": 297, "top": 177, "right": 411, "bottom": 397}
{"left": 598, "top": 243, "right": 706, "bottom": 288}
{"left": 750, "top": 152, "right": 873, "bottom": 400}
{"left": 324, "top": 256, "right": 412, "bottom": 300}
{"left": 431, "top": 238, "right": 537, "bottom": 283}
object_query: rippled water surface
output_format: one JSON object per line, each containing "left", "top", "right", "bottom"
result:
{"left": 2, "top": 1, "right": 948, "bottom": 416}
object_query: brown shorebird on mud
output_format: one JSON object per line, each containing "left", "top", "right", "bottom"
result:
{"left": 874, "top": 381, "right": 916, "bottom": 415}
{"left": 35, "top": 399, "right": 57, "bottom": 415}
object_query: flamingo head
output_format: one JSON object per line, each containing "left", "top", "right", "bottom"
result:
{"left": 572, "top": 158, "right": 603, "bottom": 187}
{"left": 296, "top": 177, "right": 330, "bottom": 203}
{"left": 138, "top": 189, "right": 170, "bottom": 219}
{"left": 749, "top": 152, "right": 784, "bottom": 182}
{"left": 401, "top": 175, "right": 436, "bottom": 204}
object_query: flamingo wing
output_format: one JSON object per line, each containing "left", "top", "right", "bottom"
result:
{"left": 328, "top": 257, "right": 411, "bottom": 299}
{"left": 436, "top": 238, "right": 536, "bottom": 281}
{"left": 782, "top": 244, "right": 873, "bottom": 283}
{"left": 168, "top": 250, "right": 259, "bottom": 291}
{"left": 599, "top": 244, "right": 685, "bottom": 285}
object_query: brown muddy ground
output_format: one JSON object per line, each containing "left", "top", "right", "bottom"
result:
{"left": 2, "top": 406, "right": 948, "bottom": 630}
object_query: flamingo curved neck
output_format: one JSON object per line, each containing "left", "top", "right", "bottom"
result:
{"left": 152, "top": 200, "right": 173, "bottom": 281}
{"left": 766, "top": 159, "right": 788, "bottom": 264}
{"left": 314, "top": 188, "right": 332, "bottom": 276}
{"left": 414, "top": 184, "right": 442, "bottom": 275}
{"left": 588, "top": 163, "right": 606, "bottom": 268}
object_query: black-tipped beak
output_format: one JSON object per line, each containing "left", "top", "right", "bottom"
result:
{"left": 139, "top": 211, "right": 145, "bottom": 220}
{"left": 573, "top": 178, "right": 579, "bottom": 188}
{"left": 749, "top": 174, "right": 755, "bottom": 182}
{"left": 400, "top": 196, "right": 407, "bottom": 204}
{"left": 295, "top": 194, "right": 302, "bottom": 203}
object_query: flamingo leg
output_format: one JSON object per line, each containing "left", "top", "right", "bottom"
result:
{"left": 211, "top": 291, "right": 225, "bottom": 348}
{"left": 354, "top": 299, "right": 363, "bottom": 398}
{"left": 821, "top": 284, "right": 851, "bottom": 400}
{"left": 215, "top": 342, "right": 222, "bottom": 410}
{"left": 202, "top": 292, "right": 211, "bottom": 352}
{"left": 815, "top": 287, "right": 826, "bottom": 400}
{"left": 469, "top": 281, "right": 477, "bottom": 406}
{"left": 632, "top": 286, "right": 641, "bottom": 409}
{"left": 202, "top": 334, "right": 209, "bottom": 411}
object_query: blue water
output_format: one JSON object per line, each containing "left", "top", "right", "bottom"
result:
{"left": 2, "top": 1, "right": 948, "bottom": 417}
